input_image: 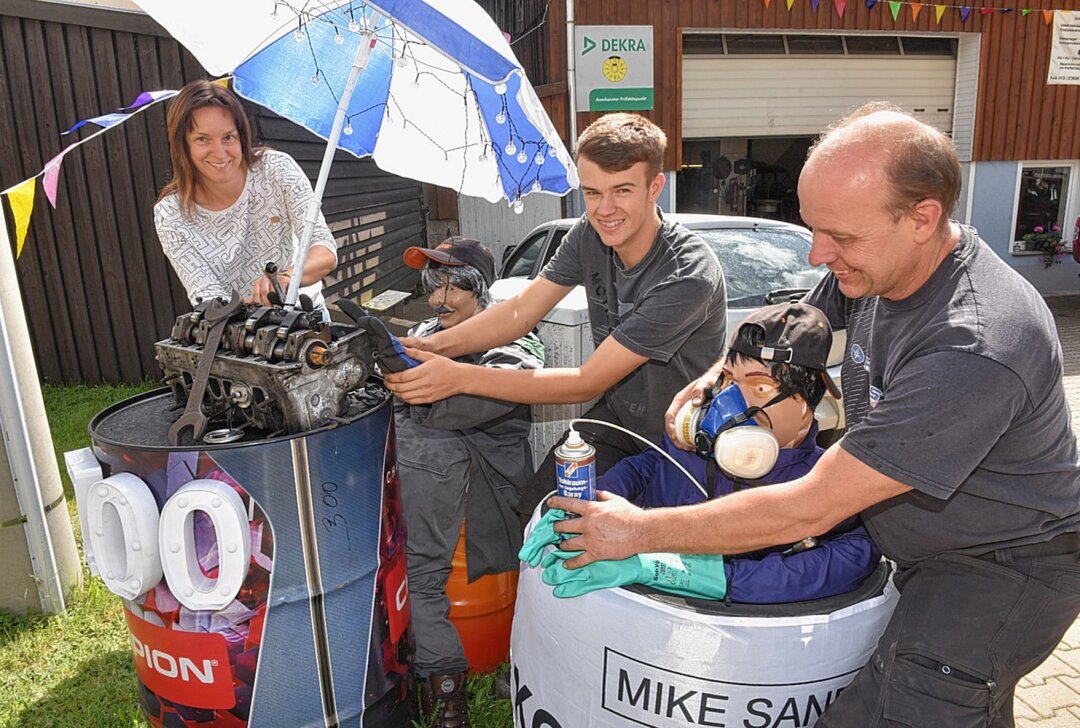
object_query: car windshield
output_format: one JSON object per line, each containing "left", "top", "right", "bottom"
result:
{"left": 697, "top": 227, "right": 825, "bottom": 308}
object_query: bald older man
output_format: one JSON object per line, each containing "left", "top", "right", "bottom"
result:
{"left": 549, "top": 103, "right": 1080, "bottom": 726}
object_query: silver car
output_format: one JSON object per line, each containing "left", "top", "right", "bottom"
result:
{"left": 494, "top": 213, "right": 846, "bottom": 440}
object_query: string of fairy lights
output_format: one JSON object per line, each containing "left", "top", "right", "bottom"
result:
{"left": 261, "top": 0, "right": 560, "bottom": 209}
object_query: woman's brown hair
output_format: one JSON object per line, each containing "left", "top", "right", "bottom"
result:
{"left": 158, "top": 80, "right": 264, "bottom": 217}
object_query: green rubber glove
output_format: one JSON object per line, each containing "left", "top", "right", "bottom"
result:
{"left": 541, "top": 552, "right": 728, "bottom": 600}
{"left": 517, "top": 508, "right": 567, "bottom": 567}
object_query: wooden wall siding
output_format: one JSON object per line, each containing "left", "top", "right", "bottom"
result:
{"left": 540, "top": 0, "right": 1080, "bottom": 169}
{"left": 1, "top": 3, "right": 424, "bottom": 384}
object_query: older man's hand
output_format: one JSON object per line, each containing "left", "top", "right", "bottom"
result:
{"left": 549, "top": 491, "right": 648, "bottom": 568}
{"left": 384, "top": 348, "right": 464, "bottom": 403}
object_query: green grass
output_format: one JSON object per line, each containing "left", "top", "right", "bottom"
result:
{"left": 1, "top": 383, "right": 512, "bottom": 727}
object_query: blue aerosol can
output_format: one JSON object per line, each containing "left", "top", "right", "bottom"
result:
{"left": 555, "top": 428, "right": 596, "bottom": 504}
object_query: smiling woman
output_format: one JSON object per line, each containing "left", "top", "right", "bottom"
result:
{"left": 153, "top": 80, "right": 338, "bottom": 315}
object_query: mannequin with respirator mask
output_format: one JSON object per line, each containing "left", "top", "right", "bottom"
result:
{"left": 525, "top": 302, "right": 880, "bottom": 604}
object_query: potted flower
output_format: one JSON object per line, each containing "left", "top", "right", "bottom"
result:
{"left": 1022, "top": 224, "right": 1067, "bottom": 269}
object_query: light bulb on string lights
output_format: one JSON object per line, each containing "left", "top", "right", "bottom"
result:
{"left": 495, "top": 110, "right": 507, "bottom": 125}
{"left": 517, "top": 150, "right": 528, "bottom": 164}
{"left": 531, "top": 179, "right": 543, "bottom": 193}
{"left": 494, "top": 82, "right": 507, "bottom": 95}
{"left": 534, "top": 151, "right": 545, "bottom": 166}
{"left": 348, "top": 17, "right": 360, "bottom": 32}
{"left": 334, "top": 28, "right": 344, "bottom": 45}
{"left": 513, "top": 198, "right": 524, "bottom": 214}
{"left": 504, "top": 140, "right": 517, "bottom": 157}
{"left": 310, "top": 72, "right": 320, "bottom": 86}
{"left": 343, "top": 120, "right": 353, "bottom": 136}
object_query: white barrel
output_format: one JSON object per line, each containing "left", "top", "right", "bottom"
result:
{"left": 510, "top": 512, "right": 898, "bottom": 728}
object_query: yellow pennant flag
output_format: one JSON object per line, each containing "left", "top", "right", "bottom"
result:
{"left": 787, "top": 0, "right": 796, "bottom": 9}
{"left": 6, "top": 178, "right": 36, "bottom": 258}
{"left": 212, "top": 77, "right": 230, "bottom": 88}
{"left": 1044, "top": 10, "right": 1054, "bottom": 25}
{"left": 911, "top": 3, "right": 923, "bottom": 22}
{"left": 934, "top": 4, "right": 946, "bottom": 24}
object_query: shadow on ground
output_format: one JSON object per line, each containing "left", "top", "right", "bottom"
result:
{"left": 11, "top": 649, "right": 142, "bottom": 728}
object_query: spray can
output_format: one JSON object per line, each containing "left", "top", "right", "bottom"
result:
{"left": 555, "top": 428, "right": 596, "bottom": 504}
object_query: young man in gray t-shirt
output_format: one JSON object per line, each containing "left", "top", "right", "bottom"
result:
{"left": 385, "top": 113, "right": 726, "bottom": 523}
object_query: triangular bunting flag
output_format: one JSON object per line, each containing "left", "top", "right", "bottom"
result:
{"left": 7, "top": 178, "right": 36, "bottom": 258}
{"left": 42, "top": 148, "right": 73, "bottom": 209}
{"left": 787, "top": 0, "right": 796, "bottom": 9}
{"left": 763, "top": 0, "right": 771, "bottom": 8}
{"left": 911, "top": 3, "right": 923, "bottom": 22}
{"left": 834, "top": 0, "right": 846, "bottom": 17}
{"left": 1044, "top": 10, "right": 1054, "bottom": 25}
{"left": 866, "top": 0, "right": 878, "bottom": 9}
{"left": 1000, "top": 8, "right": 1012, "bottom": 14}
{"left": 935, "top": 5, "right": 946, "bottom": 24}
{"left": 889, "top": 2, "right": 901, "bottom": 21}
{"left": 811, "top": 0, "right": 821, "bottom": 11}
{"left": 959, "top": 7, "right": 971, "bottom": 23}
{"left": 1021, "top": 9, "right": 1031, "bottom": 17}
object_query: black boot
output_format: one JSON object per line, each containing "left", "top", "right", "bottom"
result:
{"left": 418, "top": 672, "right": 471, "bottom": 728}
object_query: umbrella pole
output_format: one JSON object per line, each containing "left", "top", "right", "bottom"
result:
{"left": 286, "top": 10, "right": 384, "bottom": 309}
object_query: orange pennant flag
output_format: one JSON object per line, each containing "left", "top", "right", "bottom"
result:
{"left": 787, "top": 0, "right": 796, "bottom": 9}
{"left": 911, "top": 3, "right": 923, "bottom": 22}
{"left": 1044, "top": 10, "right": 1054, "bottom": 25}
{"left": 764, "top": 0, "right": 771, "bottom": 7}
{"left": 934, "top": 4, "right": 946, "bottom": 24}
{"left": 6, "top": 177, "right": 36, "bottom": 258}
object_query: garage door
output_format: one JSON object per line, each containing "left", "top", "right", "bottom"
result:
{"left": 683, "top": 53, "right": 956, "bottom": 139}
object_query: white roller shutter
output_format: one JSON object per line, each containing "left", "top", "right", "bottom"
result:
{"left": 682, "top": 55, "right": 956, "bottom": 138}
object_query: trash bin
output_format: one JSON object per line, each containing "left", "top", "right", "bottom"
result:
{"left": 78, "top": 386, "right": 413, "bottom": 727}
{"left": 446, "top": 518, "right": 517, "bottom": 673}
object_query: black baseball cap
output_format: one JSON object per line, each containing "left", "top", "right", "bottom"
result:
{"left": 403, "top": 237, "right": 496, "bottom": 286}
{"left": 730, "top": 301, "right": 841, "bottom": 399}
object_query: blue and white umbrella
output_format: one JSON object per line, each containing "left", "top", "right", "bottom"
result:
{"left": 134, "top": 0, "right": 578, "bottom": 304}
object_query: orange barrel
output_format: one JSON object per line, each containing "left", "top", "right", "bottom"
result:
{"left": 446, "top": 520, "right": 518, "bottom": 673}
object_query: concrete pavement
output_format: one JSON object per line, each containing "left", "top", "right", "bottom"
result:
{"left": 1014, "top": 295, "right": 1080, "bottom": 727}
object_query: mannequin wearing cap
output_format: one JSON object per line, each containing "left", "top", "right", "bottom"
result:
{"left": 393, "top": 237, "right": 543, "bottom": 728}
{"left": 529, "top": 303, "right": 879, "bottom": 603}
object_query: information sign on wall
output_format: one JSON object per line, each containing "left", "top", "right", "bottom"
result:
{"left": 575, "top": 25, "right": 654, "bottom": 111}
{"left": 1049, "top": 11, "right": 1080, "bottom": 85}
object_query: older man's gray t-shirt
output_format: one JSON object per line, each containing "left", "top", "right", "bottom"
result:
{"left": 806, "top": 225, "right": 1080, "bottom": 566}
{"left": 540, "top": 214, "right": 727, "bottom": 444}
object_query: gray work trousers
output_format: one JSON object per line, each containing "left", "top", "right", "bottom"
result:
{"left": 398, "top": 455, "right": 470, "bottom": 678}
{"left": 819, "top": 540, "right": 1080, "bottom": 727}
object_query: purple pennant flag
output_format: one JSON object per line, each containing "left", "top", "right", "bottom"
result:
{"left": 62, "top": 89, "right": 177, "bottom": 134}
{"left": 959, "top": 7, "right": 972, "bottom": 23}
{"left": 1000, "top": 8, "right": 1013, "bottom": 13}
{"left": 123, "top": 89, "right": 178, "bottom": 111}
{"left": 811, "top": 0, "right": 820, "bottom": 10}
{"left": 866, "top": 0, "right": 877, "bottom": 8}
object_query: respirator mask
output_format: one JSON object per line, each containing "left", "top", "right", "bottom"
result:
{"left": 673, "top": 384, "right": 795, "bottom": 480}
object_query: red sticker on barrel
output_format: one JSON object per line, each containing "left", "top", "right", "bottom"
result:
{"left": 386, "top": 554, "right": 411, "bottom": 644}
{"left": 124, "top": 606, "right": 236, "bottom": 709}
